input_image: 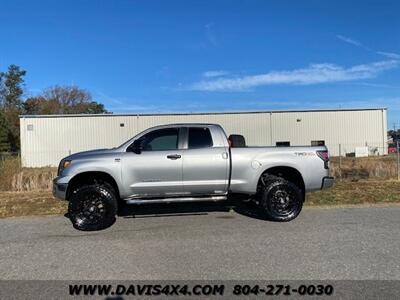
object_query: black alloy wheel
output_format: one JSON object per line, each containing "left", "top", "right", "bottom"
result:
{"left": 258, "top": 174, "right": 303, "bottom": 222}
{"left": 68, "top": 183, "right": 117, "bottom": 231}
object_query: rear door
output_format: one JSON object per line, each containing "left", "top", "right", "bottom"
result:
{"left": 181, "top": 126, "right": 229, "bottom": 195}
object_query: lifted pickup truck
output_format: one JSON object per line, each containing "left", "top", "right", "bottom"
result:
{"left": 53, "top": 123, "right": 333, "bottom": 230}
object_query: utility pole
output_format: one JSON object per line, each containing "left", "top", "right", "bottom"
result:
{"left": 339, "top": 144, "right": 342, "bottom": 180}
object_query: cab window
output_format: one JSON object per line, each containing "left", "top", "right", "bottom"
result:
{"left": 188, "top": 127, "right": 213, "bottom": 149}
{"left": 140, "top": 128, "right": 179, "bottom": 151}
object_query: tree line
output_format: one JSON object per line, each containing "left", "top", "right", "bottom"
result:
{"left": 0, "top": 64, "right": 108, "bottom": 152}
{"left": 388, "top": 130, "right": 400, "bottom": 145}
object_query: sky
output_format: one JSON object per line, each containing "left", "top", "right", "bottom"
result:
{"left": 1, "top": 0, "right": 399, "bottom": 127}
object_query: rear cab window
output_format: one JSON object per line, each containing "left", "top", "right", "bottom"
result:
{"left": 188, "top": 127, "right": 213, "bottom": 149}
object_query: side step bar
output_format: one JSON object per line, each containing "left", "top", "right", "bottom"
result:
{"left": 125, "top": 195, "right": 227, "bottom": 205}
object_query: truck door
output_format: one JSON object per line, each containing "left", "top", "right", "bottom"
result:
{"left": 122, "top": 127, "right": 184, "bottom": 198}
{"left": 182, "top": 127, "right": 229, "bottom": 195}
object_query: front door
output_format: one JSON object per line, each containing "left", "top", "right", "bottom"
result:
{"left": 122, "top": 128, "right": 183, "bottom": 198}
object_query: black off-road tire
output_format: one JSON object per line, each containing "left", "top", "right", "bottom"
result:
{"left": 68, "top": 182, "right": 118, "bottom": 231}
{"left": 258, "top": 174, "right": 303, "bottom": 222}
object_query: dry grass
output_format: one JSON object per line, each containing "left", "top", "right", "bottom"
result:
{"left": 0, "top": 156, "right": 399, "bottom": 218}
{"left": 0, "top": 190, "right": 66, "bottom": 218}
{"left": 0, "top": 156, "right": 21, "bottom": 191}
{"left": 1, "top": 155, "right": 398, "bottom": 192}
{"left": 330, "top": 155, "right": 398, "bottom": 179}
{"left": 0, "top": 179, "right": 400, "bottom": 218}
{"left": 306, "top": 179, "right": 400, "bottom": 206}
{"left": 10, "top": 168, "right": 56, "bottom": 191}
{"left": 0, "top": 157, "right": 56, "bottom": 191}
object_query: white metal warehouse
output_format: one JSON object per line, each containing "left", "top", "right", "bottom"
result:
{"left": 20, "top": 108, "right": 388, "bottom": 167}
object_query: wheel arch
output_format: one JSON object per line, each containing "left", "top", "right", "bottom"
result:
{"left": 258, "top": 166, "right": 305, "bottom": 196}
{"left": 66, "top": 171, "right": 120, "bottom": 201}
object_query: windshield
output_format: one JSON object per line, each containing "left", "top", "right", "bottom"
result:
{"left": 116, "top": 129, "right": 147, "bottom": 149}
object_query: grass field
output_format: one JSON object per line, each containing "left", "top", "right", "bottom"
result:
{"left": 0, "top": 191, "right": 66, "bottom": 218}
{"left": 1, "top": 179, "right": 400, "bottom": 218}
{"left": 1, "top": 155, "right": 398, "bottom": 191}
{"left": 1, "top": 154, "right": 399, "bottom": 218}
{"left": 330, "top": 155, "right": 398, "bottom": 178}
{"left": 306, "top": 179, "right": 400, "bottom": 205}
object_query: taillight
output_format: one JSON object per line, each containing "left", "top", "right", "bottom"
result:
{"left": 316, "top": 150, "right": 329, "bottom": 169}
{"left": 317, "top": 150, "right": 329, "bottom": 161}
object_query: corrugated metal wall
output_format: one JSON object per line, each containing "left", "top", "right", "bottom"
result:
{"left": 271, "top": 109, "right": 387, "bottom": 156}
{"left": 20, "top": 109, "right": 388, "bottom": 167}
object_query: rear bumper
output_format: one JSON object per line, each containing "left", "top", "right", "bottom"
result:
{"left": 52, "top": 178, "right": 68, "bottom": 200}
{"left": 321, "top": 176, "right": 334, "bottom": 189}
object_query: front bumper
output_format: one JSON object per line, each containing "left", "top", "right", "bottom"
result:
{"left": 52, "top": 177, "right": 68, "bottom": 200}
{"left": 321, "top": 176, "right": 334, "bottom": 189}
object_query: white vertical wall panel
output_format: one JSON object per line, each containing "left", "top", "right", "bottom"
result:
{"left": 20, "top": 116, "right": 138, "bottom": 167}
{"left": 19, "top": 108, "right": 387, "bottom": 167}
{"left": 271, "top": 109, "right": 387, "bottom": 156}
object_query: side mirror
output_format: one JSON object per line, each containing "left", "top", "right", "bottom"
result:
{"left": 128, "top": 139, "right": 143, "bottom": 154}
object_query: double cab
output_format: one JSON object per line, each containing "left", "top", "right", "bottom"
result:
{"left": 53, "top": 123, "right": 334, "bottom": 230}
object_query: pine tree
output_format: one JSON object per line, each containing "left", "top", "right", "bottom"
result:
{"left": 4, "top": 65, "right": 26, "bottom": 110}
{"left": 0, "top": 65, "right": 26, "bottom": 151}
{"left": 0, "top": 112, "right": 11, "bottom": 152}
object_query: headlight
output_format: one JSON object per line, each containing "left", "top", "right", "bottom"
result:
{"left": 58, "top": 159, "right": 72, "bottom": 176}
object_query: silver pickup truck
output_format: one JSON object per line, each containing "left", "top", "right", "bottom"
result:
{"left": 53, "top": 123, "right": 333, "bottom": 230}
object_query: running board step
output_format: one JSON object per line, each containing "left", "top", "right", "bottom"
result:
{"left": 125, "top": 195, "right": 227, "bottom": 205}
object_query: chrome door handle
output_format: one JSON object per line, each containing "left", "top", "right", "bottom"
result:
{"left": 167, "top": 154, "right": 181, "bottom": 160}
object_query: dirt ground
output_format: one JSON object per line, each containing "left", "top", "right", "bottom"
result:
{"left": 0, "top": 190, "right": 66, "bottom": 218}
